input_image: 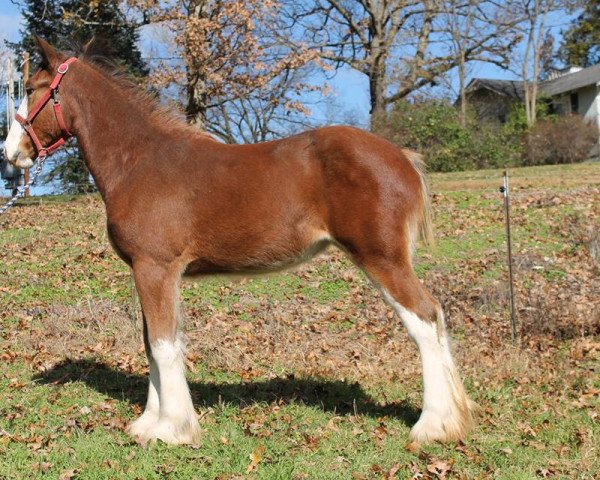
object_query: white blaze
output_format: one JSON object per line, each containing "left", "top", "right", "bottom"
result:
{"left": 3, "top": 98, "right": 32, "bottom": 167}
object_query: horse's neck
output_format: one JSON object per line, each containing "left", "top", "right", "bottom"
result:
{"left": 66, "top": 69, "right": 161, "bottom": 200}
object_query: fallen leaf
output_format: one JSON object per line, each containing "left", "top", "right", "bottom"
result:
{"left": 405, "top": 441, "right": 421, "bottom": 453}
{"left": 246, "top": 444, "right": 265, "bottom": 473}
{"left": 59, "top": 469, "right": 80, "bottom": 480}
{"left": 427, "top": 459, "right": 452, "bottom": 479}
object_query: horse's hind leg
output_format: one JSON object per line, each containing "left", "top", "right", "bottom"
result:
{"left": 356, "top": 253, "right": 474, "bottom": 443}
{"left": 128, "top": 260, "right": 199, "bottom": 445}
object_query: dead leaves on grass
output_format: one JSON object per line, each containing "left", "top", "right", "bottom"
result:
{"left": 0, "top": 178, "right": 598, "bottom": 478}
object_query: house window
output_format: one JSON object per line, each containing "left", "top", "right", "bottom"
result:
{"left": 570, "top": 93, "right": 579, "bottom": 114}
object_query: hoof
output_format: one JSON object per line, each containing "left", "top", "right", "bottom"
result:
{"left": 410, "top": 402, "right": 474, "bottom": 444}
{"left": 127, "top": 411, "right": 159, "bottom": 438}
{"left": 128, "top": 415, "right": 200, "bottom": 446}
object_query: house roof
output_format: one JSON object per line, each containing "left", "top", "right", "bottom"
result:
{"left": 466, "top": 78, "right": 525, "bottom": 100}
{"left": 467, "top": 63, "right": 600, "bottom": 99}
{"left": 541, "top": 63, "right": 600, "bottom": 96}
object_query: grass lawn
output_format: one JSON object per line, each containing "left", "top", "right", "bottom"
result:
{"left": 0, "top": 163, "right": 598, "bottom": 479}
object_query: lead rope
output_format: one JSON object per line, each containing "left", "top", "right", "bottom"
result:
{"left": 0, "top": 155, "right": 46, "bottom": 217}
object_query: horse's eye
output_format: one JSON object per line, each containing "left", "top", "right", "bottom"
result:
{"left": 25, "top": 88, "right": 34, "bottom": 95}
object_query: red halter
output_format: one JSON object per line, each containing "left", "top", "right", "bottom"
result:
{"left": 15, "top": 57, "right": 78, "bottom": 159}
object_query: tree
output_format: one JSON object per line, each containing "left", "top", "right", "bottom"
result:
{"left": 129, "top": 0, "right": 320, "bottom": 142}
{"left": 512, "top": 0, "right": 571, "bottom": 126}
{"left": 441, "top": 0, "right": 520, "bottom": 125}
{"left": 559, "top": 0, "right": 600, "bottom": 67}
{"left": 206, "top": 68, "right": 319, "bottom": 143}
{"left": 286, "top": 0, "right": 521, "bottom": 116}
{"left": 11, "top": 0, "right": 147, "bottom": 193}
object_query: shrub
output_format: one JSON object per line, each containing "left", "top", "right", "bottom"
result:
{"left": 523, "top": 115, "right": 598, "bottom": 165}
{"left": 372, "top": 100, "right": 522, "bottom": 172}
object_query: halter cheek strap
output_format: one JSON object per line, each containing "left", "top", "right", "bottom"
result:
{"left": 15, "top": 57, "right": 78, "bottom": 159}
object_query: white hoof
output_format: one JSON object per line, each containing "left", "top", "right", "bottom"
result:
{"left": 409, "top": 408, "right": 472, "bottom": 444}
{"left": 133, "top": 416, "right": 200, "bottom": 446}
{"left": 127, "top": 411, "right": 159, "bottom": 438}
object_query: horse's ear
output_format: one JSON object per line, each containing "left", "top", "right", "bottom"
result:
{"left": 34, "top": 36, "right": 60, "bottom": 67}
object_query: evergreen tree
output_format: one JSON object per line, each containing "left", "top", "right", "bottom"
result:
{"left": 11, "top": 0, "right": 147, "bottom": 193}
{"left": 559, "top": 0, "right": 600, "bottom": 67}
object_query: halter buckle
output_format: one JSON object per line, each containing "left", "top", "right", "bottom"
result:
{"left": 57, "top": 63, "right": 70, "bottom": 74}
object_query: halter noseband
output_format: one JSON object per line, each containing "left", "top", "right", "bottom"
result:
{"left": 15, "top": 57, "right": 78, "bottom": 159}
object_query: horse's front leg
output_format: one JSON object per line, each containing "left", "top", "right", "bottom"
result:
{"left": 127, "top": 260, "right": 199, "bottom": 445}
{"left": 126, "top": 313, "right": 161, "bottom": 438}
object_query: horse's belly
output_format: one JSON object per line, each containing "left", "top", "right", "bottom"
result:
{"left": 183, "top": 231, "right": 332, "bottom": 277}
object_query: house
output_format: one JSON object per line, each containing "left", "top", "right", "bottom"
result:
{"left": 465, "top": 64, "right": 600, "bottom": 134}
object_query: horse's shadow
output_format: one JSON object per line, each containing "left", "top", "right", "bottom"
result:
{"left": 32, "top": 358, "right": 420, "bottom": 426}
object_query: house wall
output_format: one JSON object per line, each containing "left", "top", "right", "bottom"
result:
{"left": 576, "top": 84, "right": 600, "bottom": 159}
{"left": 578, "top": 84, "right": 598, "bottom": 122}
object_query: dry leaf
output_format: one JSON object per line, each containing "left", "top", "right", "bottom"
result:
{"left": 426, "top": 459, "right": 452, "bottom": 479}
{"left": 246, "top": 444, "right": 265, "bottom": 473}
{"left": 59, "top": 469, "right": 80, "bottom": 480}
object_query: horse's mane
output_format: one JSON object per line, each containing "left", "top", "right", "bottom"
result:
{"left": 57, "top": 39, "right": 218, "bottom": 142}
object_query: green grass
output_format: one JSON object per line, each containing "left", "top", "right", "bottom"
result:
{"left": 0, "top": 354, "right": 597, "bottom": 479}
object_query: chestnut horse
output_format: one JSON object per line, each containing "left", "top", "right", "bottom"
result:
{"left": 4, "top": 39, "right": 474, "bottom": 446}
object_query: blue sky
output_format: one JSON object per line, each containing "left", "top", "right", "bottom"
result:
{"left": 0, "top": 2, "right": 21, "bottom": 43}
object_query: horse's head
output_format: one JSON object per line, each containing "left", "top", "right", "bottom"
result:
{"left": 4, "top": 37, "right": 70, "bottom": 169}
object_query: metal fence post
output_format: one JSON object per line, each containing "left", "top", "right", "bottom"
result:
{"left": 500, "top": 171, "right": 517, "bottom": 344}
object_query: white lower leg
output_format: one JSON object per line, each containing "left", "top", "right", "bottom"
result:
{"left": 127, "top": 358, "right": 160, "bottom": 436}
{"left": 136, "top": 338, "right": 199, "bottom": 445}
{"left": 382, "top": 290, "right": 472, "bottom": 443}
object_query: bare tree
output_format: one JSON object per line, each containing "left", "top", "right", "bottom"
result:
{"left": 441, "top": 0, "right": 521, "bottom": 125}
{"left": 207, "top": 67, "right": 321, "bottom": 143}
{"left": 286, "top": 0, "right": 521, "bottom": 117}
{"left": 519, "top": 0, "right": 551, "bottom": 125}
{"left": 514, "top": 0, "right": 575, "bottom": 125}
{"left": 447, "top": 0, "right": 476, "bottom": 125}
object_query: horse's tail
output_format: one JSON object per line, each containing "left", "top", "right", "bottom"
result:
{"left": 402, "top": 149, "right": 435, "bottom": 248}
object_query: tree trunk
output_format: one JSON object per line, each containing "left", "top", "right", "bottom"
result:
{"left": 184, "top": 0, "right": 209, "bottom": 128}
{"left": 523, "top": 13, "right": 535, "bottom": 127}
{"left": 458, "top": 49, "right": 467, "bottom": 126}
{"left": 185, "top": 77, "right": 207, "bottom": 129}
{"left": 369, "top": 69, "right": 386, "bottom": 116}
{"left": 369, "top": 29, "right": 387, "bottom": 117}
